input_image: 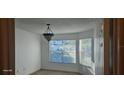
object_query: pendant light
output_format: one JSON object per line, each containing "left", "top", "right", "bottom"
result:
{"left": 43, "top": 24, "right": 54, "bottom": 41}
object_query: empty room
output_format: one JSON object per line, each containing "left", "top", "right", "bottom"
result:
{"left": 14, "top": 18, "right": 104, "bottom": 75}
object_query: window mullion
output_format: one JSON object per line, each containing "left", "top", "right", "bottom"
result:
{"left": 76, "top": 40, "right": 80, "bottom": 64}
{"left": 62, "top": 40, "right": 64, "bottom": 63}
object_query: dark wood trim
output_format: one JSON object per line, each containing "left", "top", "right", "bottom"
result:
{"left": 8, "top": 19, "right": 15, "bottom": 75}
{"left": 112, "top": 19, "right": 116, "bottom": 74}
{"left": 0, "top": 18, "right": 15, "bottom": 75}
{"left": 115, "top": 19, "right": 124, "bottom": 75}
{"left": 104, "top": 18, "right": 111, "bottom": 75}
{"left": 104, "top": 18, "right": 124, "bottom": 75}
{"left": 112, "top": 18, "right": 124, "bottom": 75}
{"left": 0, "top": 19, "right": 9, "bottom": 75}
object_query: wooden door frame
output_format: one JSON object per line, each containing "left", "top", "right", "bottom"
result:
{"left": 104, "top": 18, "right": 124, "bottom": 75}
{"left": 0, "top": 18, "right": 15, "bottom": 75}
{"left": 8, "top": 18, "right": 15, "bottom": 75}
{"left": 104, "top": 18, "right": 109, "bottom": 74}
{"left": 104, "top": 18, "right": 114, "bottom": 75}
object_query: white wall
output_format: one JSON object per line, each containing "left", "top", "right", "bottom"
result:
{"left": 15, "top": 28, "right": 42, "bottom": 75}
{"left": 94, "top": 24, "right": 104, "bottom": 75}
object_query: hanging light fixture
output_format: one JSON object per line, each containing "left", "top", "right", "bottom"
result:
{"left": 43, "top": 24, "right": 54, "bottom": 41}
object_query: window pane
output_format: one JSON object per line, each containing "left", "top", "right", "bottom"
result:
{"left": 49, "top": 40, "right": 76, "bottom": 64}
{"left": 62, "top": 40, "right": 76, "bottom": 63}
{"left": 49, "top": 40, "right": 63, "bottom": 63}
{"left": 80, "top": 39, "right": 92, "bottom": 66}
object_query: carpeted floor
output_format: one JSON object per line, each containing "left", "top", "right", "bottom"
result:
{"left": 31, "top": 69, "right": 80, "bottom": 75}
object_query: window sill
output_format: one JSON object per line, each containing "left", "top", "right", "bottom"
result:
{"left": 49, "top": 61, "right": 77, "bottom": 64}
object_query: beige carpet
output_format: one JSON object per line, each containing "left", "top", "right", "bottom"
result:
{"left": 31, "top": 69, "right": 80, "bottom": 75}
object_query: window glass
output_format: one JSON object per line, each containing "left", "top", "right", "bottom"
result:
{"left": 79, "top": 38, "right": 92, "bottom": 66}
{"left": 49, "top": 40, "right": 76, "bottom": 63}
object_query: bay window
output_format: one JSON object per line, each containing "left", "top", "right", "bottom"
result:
{"left": 49, "top": 36, "right": 94, "bottom": 65}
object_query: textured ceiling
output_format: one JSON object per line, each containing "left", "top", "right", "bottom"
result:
{"left": 15, "top": 18, "right": 103, "bottom": 34}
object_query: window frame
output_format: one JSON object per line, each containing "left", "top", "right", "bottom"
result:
{"left": 49, "top": 38, "right": 94, "bottom": 65}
